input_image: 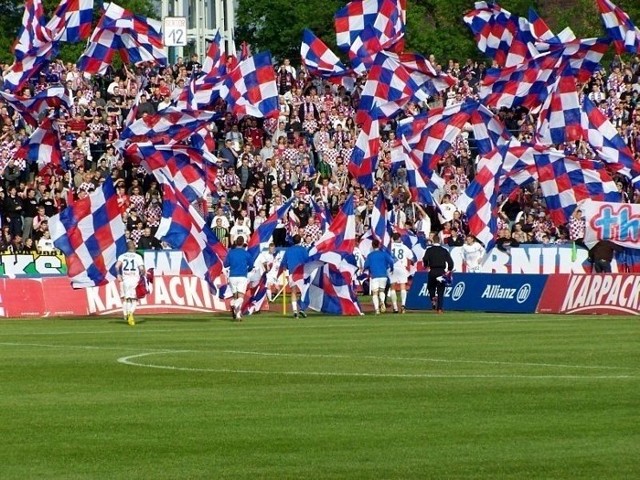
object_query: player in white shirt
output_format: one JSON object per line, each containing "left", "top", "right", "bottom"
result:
{"left": 389, "top": 233, "right": 416, "bottom": 313}
{"left": 115, "top": 241, "right": 146, "bottom": 326}
{"left": 255, "top": 243, "right": 279, "bottom": 301}
{"left": 462, "top": 235, "right": 485, "bottom": 272}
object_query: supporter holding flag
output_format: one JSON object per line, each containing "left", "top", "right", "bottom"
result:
{"left": 281, "top": 234, "right": 310, "bottom": 318}
{"left": 363, "top": 238, "right": 394, "bottom": 315}
{"left": 223, "top": 236, "right": 253, "bottom": 321}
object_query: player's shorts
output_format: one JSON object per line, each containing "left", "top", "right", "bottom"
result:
{"left": 370, "top": 277, "right": 388, "bottom": 292}
{"left": 389, "top": 268, "right": 409, "bottom": 285}
{"left": 120, "top": 278, "right": 139, "bottom": 299}
{"left": 266, "top": 273, "right": 279, "bottom": 288}
{"left": 229, "top": 277, "right": 249, "bottom": 295}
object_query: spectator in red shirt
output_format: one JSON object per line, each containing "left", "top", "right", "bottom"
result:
{"left": 67, "top": 113, "right": 87, "bottom": 136}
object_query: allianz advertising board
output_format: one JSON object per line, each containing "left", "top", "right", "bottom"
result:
{"left": 406, "top": 273, "right": 548, "bottom": 313}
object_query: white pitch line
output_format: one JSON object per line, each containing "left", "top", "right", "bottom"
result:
{"left": 116, "top": 352, "right": 637, "bottom": 380}
{"left": 216, "top": 349, "right": 629, "bottom": 370}
{"left": 2, "top": 341, "right": 635, "bottom": 372}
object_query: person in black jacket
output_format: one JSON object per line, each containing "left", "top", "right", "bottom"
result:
{"left": 422, "top": 237, "right": 454, "bottom": 313}
{"left": 138, "top": 228, "right": 162, "bottom": 250}
{"left": 4, "top": 186, "right": 23, "bottom": 238}
{"left": 588, "top": 240, "right": 623, "bottom": 273}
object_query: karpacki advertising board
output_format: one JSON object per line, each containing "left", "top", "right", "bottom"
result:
{"left": 537, "top": 274, "right": 640, "bottom": 315}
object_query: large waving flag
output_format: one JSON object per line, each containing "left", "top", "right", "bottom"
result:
{"left": 119, "top": 108, "right": 220, "bottom": 148}
{"left": 77, "top": 2, "right": 167, "bottom": 75}
{"left": 156, "top": 185, "right": 227, "bottom": 290}
{"left": 13, "top": 0, "right": 47, "bottom": 61}
{"left": 201, "top": 31, "right": 224, "bottom": 78}
{"left": 291, "top": 196, "right": 363, "bottom": 316}
{"left": 310, "top": 194, "right": 357, "bottom": 259}
{"left": 395, "top": 100, "right": 477, "bottom": 172}
{"left": 356, "top": 51, "right": 455, "bottom": 125}
{"left": 174, "top": 51, "right": 278, "bottom": 117}
{"left": 300, "top": 29, "right": 350, "bottom": 78}
{"left": 48, "top": 0, "right": 94, "bottom": 43}
{"left": 16, "top": 117, "right": 64, "bottom": 172}
{"left": 393, "top": 99, "right": 510, "bottom": 185}
{"left": 597, "top": 0, "right": 640, "bottom": 54}
{"left": 480, "top": 49, "right": 563, "bottom": 110}
{"left": 5, "top": 0, "right": 94, "bottom": 91}
{"left": 349, "top": 117, "right": 380, "bottom": 188}
{"left": 216, "top": 51, "right": 279, "bottom": 118}
{"left": 463, "top": 1, "right": 539, "bottom": 68}
{"left": 534, "top": 63, "right": 582, "bottom": 146}
{"left": 128, "top": 143, "right": 218, "bottom": 204}
{"left": 457, "top": 143, "right": 621, "bottom": 248}
{"left": 0, "top": 86, "right": 72, "bottom": 128}
{"left": 536, "top": 151, "right": 621, "bottom": 225}
{"left": 456, "top": 143, "right": 531, "bottom": 249}
{"left": 581, "top": 97, "right": 640, "bottom": 187}
{"left": 296, "top": 262, "right": 363, "bottom": 315}
{"left": 371, "top": 191, "right": 389, "bottom": 243}
{"left": 335, "top": 0, "right": 406, "bottom": 62}
{"left": 246, "top": 196, "right": 295, "bottom": 261}
{"left": 49, "top": 177, "right": 127, "bottom": 288}
{"left": 463, "top": 1, "right": 583, "bottom": 68}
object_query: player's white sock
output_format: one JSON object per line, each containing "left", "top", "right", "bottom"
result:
{"left": 372, "top": 293, "right": 379, "bottom": 312}
{"left": 379, "top": 292, "right": 386, "bottom": 306}
{"left": 122, "top": 299, "right": 129, "bottom": 317}
{"left": 234, "top": 297, "right": 243, "bottom": 311}
{"left": 129, "top": 300, "right": 136, "bottom": 315}
{"left": 400, "top": 288, "right": 407, "bottom": 307}
{"left": 389, "top": 290, "right": 398, "bottom": 310}
{"left": 291, "top": 299, "right": 298, "bottom": 313}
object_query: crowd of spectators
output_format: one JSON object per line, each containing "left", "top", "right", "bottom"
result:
{"left": 0, "top": 52, "right": 639, "bottom": 258}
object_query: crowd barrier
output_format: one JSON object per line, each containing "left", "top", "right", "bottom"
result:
{"left": 406, "top": 272, "right": 548, "bottom": 313}
{"left": 406, "top": 272, "right": 640, "bottom": 315}
{"left": 2, "top": 251, "right": 638, "bottom": 317}
{"left": 537, "top": 274, "right": 640, "bottom": 315}
{"left": 2, "top": 247, "right": 638, "bottom": 281}
{"left": 0, "top": 275, "right": 233, "bottom": 318}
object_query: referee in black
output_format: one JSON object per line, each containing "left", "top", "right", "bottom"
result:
{"left": 422, "top": 237, "right": 454, "bottom": 313}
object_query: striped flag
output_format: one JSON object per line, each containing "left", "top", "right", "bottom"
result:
{"left": 49, "top": 177, "right": 127, "bottom": 288}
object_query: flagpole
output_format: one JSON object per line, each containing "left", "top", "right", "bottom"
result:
{"left": 282, "top": 274, "right": 287, "bottom": 315}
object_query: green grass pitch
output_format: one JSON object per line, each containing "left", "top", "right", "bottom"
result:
{"left": 1, "top": 312, "right": 638, "bottom": 479}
